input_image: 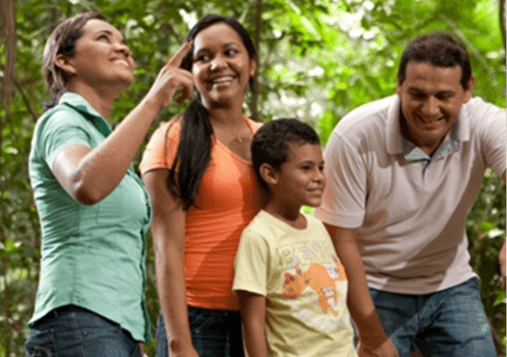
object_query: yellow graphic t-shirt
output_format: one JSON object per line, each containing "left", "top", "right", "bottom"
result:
{"left": 233, "top": 210, "right": 357, "bottom": 357}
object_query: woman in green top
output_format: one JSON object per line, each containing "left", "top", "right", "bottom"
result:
{"left": 25, "top": 12, "right": 192, "bottom": 356}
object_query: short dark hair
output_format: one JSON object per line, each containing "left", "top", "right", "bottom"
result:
{"left": 251, "top": 118, "right": 320, "bottom": 191}
{"left": 42, "top": 12, "right": 106, "bottom": 110}
{"left": 397, "top": 31, "right": 472, "bottom": 90}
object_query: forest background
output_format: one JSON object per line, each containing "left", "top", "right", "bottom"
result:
{"left": 0, "top": 0, "right": 506, "bottom": 356}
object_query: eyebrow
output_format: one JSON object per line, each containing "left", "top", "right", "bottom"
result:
{"left": 407, "top": 87, "right": 455, "bottom": 95}
{"left": 298, "top": 160, "right": 318, "bottom": 165}
{"left": 194, "top": 41, "right": 239, "bottom": 54}
{"left": 93, "top": 29, "right": 126, "bottom": 44}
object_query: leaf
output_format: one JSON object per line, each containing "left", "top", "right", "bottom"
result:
{"left": 478, "top": 221, "right": 496, "bottom": 233}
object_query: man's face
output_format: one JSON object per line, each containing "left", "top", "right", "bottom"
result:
{"left": 397, "top": 61, "right": 474, "bottom": 155}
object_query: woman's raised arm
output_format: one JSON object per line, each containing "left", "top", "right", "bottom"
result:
{"left": 52, "top": 41, "right": 193, "bottom": 205}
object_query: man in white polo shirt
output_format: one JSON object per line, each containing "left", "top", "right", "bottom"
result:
{"left": 315, "top": 32, "right": 506, "bottom": 357}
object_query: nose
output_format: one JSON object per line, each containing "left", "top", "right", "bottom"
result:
{"left": 209, "top": 56, "right": 226, "bottom": 72}
{"left": 313, "top": 168, "right": 325, "bottom": 183}
{"left": 115, "top": 41, "right": 131, "bottom": 58}
{"left": 421, "top": 96, "right": 441, "bottom": 118}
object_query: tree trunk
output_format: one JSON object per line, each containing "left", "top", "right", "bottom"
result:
{"left": 0, "top": 0, "right": 16, "bottom": 121}
{"left": 500, "top": 0, "right": 506, "bottom": 51}
{"left": 249, "top": 0, "right": 263, "bottom": 122}
{"left": 0, "top": 0, "right": 16, "bottom": 354}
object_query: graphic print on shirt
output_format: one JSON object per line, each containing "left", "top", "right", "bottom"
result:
{"left": 282, "top": 255, "right": 347, "bottom": 316}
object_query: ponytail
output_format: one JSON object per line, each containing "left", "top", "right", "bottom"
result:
{"left": 42, "top": 89, "right": 63, "bottom": 111}
{"left": 167, "top": 94, "right": 214, "bottom": 210}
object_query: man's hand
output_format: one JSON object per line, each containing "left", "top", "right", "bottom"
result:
{"left": 357, "top": 337, "right": 399, "bottom": 357}
{"left": 500, "top": 238, "right": 506, "bottom": 290}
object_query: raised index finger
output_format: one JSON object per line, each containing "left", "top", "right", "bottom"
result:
{"left": 167, "top": 40, "right": 193, "bottom": 67}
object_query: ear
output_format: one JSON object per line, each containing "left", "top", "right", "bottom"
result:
{"left": 54, "top": 54, "right": 77, "bottom": 76}
{"left": 259, "top": 162, "right": 278, "bottom": 186}
{"left": 249, "top": 58, "right": 257, "bottom": 78}
{"left": 396, "top": 75, "right": 402, "bottom": 97}
{"left": 463, "top": 75, "right": 475, "bottom": 103}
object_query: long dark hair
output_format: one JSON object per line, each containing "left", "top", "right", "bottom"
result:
{"left": 42, "top": 12, "right": 107, "bottom": 110}
{"left": 167, "top": 14, "right": 257, "bottom": 210}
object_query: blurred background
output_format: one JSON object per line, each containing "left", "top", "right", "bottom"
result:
{"left": 0, "top": 0, "right": 505, "bottom": 355}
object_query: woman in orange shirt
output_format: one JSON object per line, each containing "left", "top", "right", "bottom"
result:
{"left": 140, "top": 14, "right": 260, "bottom": 357}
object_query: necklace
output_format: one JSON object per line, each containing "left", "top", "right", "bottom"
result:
{"left": 212, "top": 117, "right": 251, "bottom": 143}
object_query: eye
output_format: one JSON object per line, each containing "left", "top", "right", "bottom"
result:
{"left": 195, "top": 54, "right": 210, "bottom": 62}
{"left": 410, "top": 92, "right": 426, "bottom": 99}
{"left": 225, "top": 48, "right": 238, "bottom": 56}
{"left": 436, "top": 92, "right": 454, "bottom": 100}
{"left": 300, "top": 165, "right": 311, "bottom": 172}
{"left": 97, "top": 34, "right": 109, "bottom": 42}
{"left": 319, "top": 163, "right": 325, "bottom": 172}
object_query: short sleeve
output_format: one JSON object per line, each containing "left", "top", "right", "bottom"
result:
{"left": 139, "top": 121, "right": 181, "bottom": 175}
{"left": 314, "top": 131, "right": 367, "bottom": 228}
{"left": 39, "top": 110, "right": 92, "bottom": 167}
{"left": 233, "top": 230, "right": 269, "bottom": 296}
{"left": 478, "top": 102, "right": 506, "bottom": 177}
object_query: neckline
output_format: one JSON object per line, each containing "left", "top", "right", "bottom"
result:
{"left": 261, "top": 209, "right": 309, "bottom": 231}
{"left": 212, "top": 114, "right": 255, "bottom": 165}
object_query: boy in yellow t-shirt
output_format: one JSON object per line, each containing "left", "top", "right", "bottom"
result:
{"left": 233, "top": 118, "right": 357, "bottom": 357}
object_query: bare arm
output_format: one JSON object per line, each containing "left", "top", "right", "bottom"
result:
{"left": 238, "top": 291, "right": 268, "bottom": 357}
{"left": 499, "top": 170, "right": 506, "bottom": 289}
{"left": 143, "top": 169, "right": 199, "bottom": 357}
{"left": 324, "top": 224, "right": 398, "bottom": 357}
{"left": 51, "top": 41, "right": 193, "bottom": 205}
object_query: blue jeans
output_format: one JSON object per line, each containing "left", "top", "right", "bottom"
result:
{"left": 156, "top": 307, "right": 244, "bottom": 357}
{"left": 25, "top": 305, "right": 141, "bottom": 357}
{"left": 370, "top": 278, "right": 496, "bottom": 357}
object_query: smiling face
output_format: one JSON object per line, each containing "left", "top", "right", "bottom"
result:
{"left": 397, "top": 61, "right": 474, "bottom": 155}
{"left": 191, "top": 22, "right": 256, "bottom": 109}
{"left": 60, "top": 19, "right": 135, "bottom": 91}
{"left": 272, "top": 143, "right": 326, "bottom": 209}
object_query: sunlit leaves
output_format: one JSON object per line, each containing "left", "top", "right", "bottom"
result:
{"left": 1, "top": 0, "right": 505, "bottom": 355}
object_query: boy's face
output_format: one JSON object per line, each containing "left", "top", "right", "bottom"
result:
{"left": 273, "top": 143, "right": 326, "bottom": 208}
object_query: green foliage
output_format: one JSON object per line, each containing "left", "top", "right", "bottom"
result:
{"left": 1, "top": 0, "right": 505, "bottom": 355}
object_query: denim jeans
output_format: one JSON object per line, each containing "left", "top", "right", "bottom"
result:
{"left": 156, "top": 307, "right": 244, "bottom": 357}
{"left": 25, "top": 305, "right": 141, "bottom": 357}
{"left": 370, "top": 277, "right": 496, "bottom": 357}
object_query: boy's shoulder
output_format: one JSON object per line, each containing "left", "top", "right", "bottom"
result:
{"left": 243, "top": 210, "right": 281, "bottom": 234}
{"left": 297, "top": 211, "right": 327, "bottom": 229}
{"left": 244, "top": 210, "right": 328, "bottom": 237}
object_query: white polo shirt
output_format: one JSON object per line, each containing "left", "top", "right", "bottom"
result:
{"left": 315, "top": 95, "right": 506, "bottom": 294}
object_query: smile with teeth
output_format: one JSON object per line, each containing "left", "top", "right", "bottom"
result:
{"left": 417, "top": 114, "right": 444, "bottom": 124}
{"left": 210, "top": 76, "right": 235, "bottom": 85}
{"left": 114, "top": 59, "right": 130, "bottom": 67}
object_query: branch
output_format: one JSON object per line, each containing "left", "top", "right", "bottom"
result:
{"left": 161, "top": 20, "right": 182, "bottom": 44}
{"left": 440, "top": 14, "right": 499, "bottom": 88}
{"left": 14, "top": 78, "right": 40, "bottom": 121}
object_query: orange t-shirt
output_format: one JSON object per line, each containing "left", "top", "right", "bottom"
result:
{"left": 140, "top": 116, "right": 262, "bottom": 310}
